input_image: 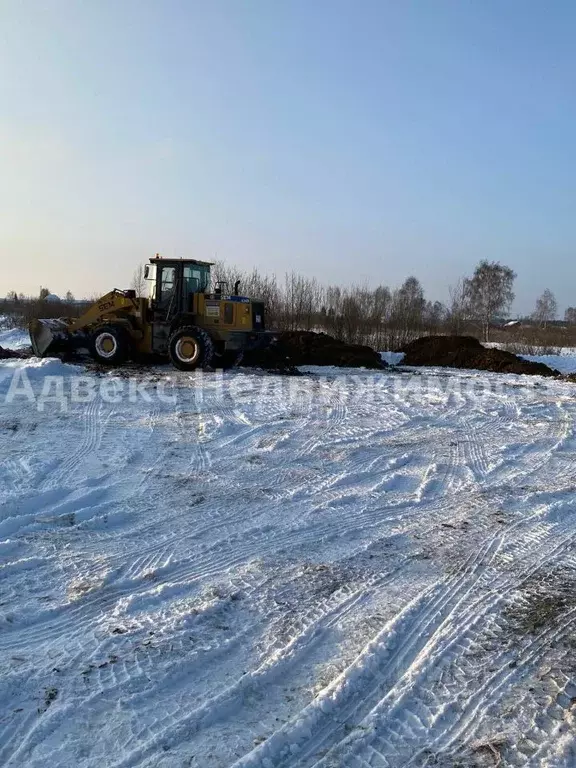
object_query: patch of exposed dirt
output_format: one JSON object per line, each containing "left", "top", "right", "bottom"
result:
{"left": 399, "top": 335, "right": 560, "bottom": 377}
{"left": 0, "top": 346, "right": 28, "bottom": 360}
{"left": 242, "top": 331, "right": 388, "bottom": 371}
{"left": 505, "top": 575, "right": 576, "bottom": 635}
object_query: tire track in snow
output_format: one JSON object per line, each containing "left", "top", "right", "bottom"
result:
{"left": 226, "top": 485, "right": 576, "bottom": 767}
{"left": 103, "top": 581, "right": 378, "bottom": 768}
{"left": 46, "top": 395, "right": 104, "bottom": 490}
{"left": 3, "top": 366, "right": 576, "bottom": 767}
{"left": 229, "top": 534, "right": 505, "bottom": 768}
{"left": 3, "top": 405, "right": 558, "bottom": 659}
{"left": 302, "top": 500, "right": 576, "bottom": 766}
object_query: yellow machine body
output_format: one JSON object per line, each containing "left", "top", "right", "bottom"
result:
{"left": 29, "top": 257, "right": 269, "bottom": 370}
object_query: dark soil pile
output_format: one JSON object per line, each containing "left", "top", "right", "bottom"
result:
{"left": 0, "top": 346, "right": 28, "bottom": 360}
{"left": 400, "top": 335, "right": 559, "bottom": 377}
{"left": 242, "top": 331, "right": 388, "bottom": 371}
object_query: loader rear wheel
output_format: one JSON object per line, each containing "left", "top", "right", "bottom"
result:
{"left": 168, "top": 326, "right": 214, "bottom": 371}
{"left": 90, "top": 325, "right": 130, "bottom": 365}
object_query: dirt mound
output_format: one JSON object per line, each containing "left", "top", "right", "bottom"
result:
{"left": 400, "top": 335, "right": 559, "bottom": 377}
{"left": 242, "top": 331, "right": 388, "bottom": 371}
{"left": 0, "top": 346, "right": 28, "bottom": 360}
{"left": 400, "top": 335, "right": 481, "bottom": 358}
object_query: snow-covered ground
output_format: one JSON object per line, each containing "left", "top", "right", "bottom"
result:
{"left": 380, "top": 351, "right": 405, "bottom": 367}
{"left": 2, "top": 344, "right": 576, "bottom": 766}
{"left": 0, "top": 326, "right": 30, "bottom": 350}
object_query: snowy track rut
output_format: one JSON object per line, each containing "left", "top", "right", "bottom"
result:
{"left": 1, "top": 361, "right": 576, "bottom": 766}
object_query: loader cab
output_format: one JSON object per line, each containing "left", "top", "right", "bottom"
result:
{"left": 146, "top": 257, "right": 213, "bottom": 316}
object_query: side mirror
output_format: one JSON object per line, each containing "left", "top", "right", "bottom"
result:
{"left": 144, "top": 265, "right": 149, "bottom": 279}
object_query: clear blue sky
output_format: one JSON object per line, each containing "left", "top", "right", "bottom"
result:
{"left": 1, "top": 0, "right": 575, "bottom": 314}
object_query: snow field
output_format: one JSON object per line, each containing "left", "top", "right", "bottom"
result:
{"left": 1, "top": 348, "right": 576, "bottom": 765}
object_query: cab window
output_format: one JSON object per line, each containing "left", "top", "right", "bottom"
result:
{"left": 183, "top": 265, "right": 210, "bottom": 294}
{"left": 159, "top": 266, "right": 176, "bottom": 301}
{"left": 183, "top": 266, "right": 200, "bottom": 294}
{"left": 146, "top": 264, "right": 157, "bottom": 299}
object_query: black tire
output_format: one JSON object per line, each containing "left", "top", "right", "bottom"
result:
{"left": 90, "top": 324, "right": 131, "bottom": 365}
{"left": 168, "top": 326, "right": 214, "bottom": 371}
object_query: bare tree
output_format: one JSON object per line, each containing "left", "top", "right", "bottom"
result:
{"left": 386, "top": 276, "right": 426, "bottom": 346}
{"left": 243, "top": 269, "right": 281, "bottom": 326}
{"left": 463, "top": 261, "right": 516, "bottom": 342}
{"left": 565, "top": 307, "right": 576, "bottom": 324}
{"left": 65, "top": 290, "right": 75, "bottom": 303}
{"left": 532, "top": 289, "right": 557, "bottom": 328}
{"left": 448, "top": 278, "right": 467, "bottom": 334}
{"left": 424, "top": 300, "right": 448, "bottom": 333}
{"left": 281, "top": 272, "right": 322, "bottom": 331}
{"left": 369, "top": 285, "right": 392, "bottom": 347}
{"left": 395, "top": 276, "right": 425, "bottom": 329}
{"left": 323, "top": 285, "right": 344, "bottom": 338}
{"left": 39, "top": 286, "right": 50, "bottom": 300}
{"left": 131, "top": 265, "right": 147, "bottom": 297}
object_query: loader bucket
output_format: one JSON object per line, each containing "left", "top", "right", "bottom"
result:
{"left": 29, "top": 318, "right": 71, "bottom": 357}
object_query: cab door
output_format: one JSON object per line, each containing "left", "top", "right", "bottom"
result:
{"left": 151, "top": 264, "right": 177, "bottom": 353}
{"left": 154, "top": 265, "right": 177, "bottom": 315}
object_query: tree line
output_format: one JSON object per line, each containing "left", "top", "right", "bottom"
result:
{"left": 5, "top": 287, "right": 76, "bottom": 303}
{"left": 211, "top": 259, "right": 573, "bottom": 346}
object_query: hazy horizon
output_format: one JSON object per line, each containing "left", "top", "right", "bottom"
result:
{"left": 2, "top": 1, "right": 576, "bottom": 315}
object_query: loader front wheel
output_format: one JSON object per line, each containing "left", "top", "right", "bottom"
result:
{"left": 90, "top": 325, "right": 130, "bottom": 365}
{"left": 168, "top": 326, "right": 214, "bottom": 371}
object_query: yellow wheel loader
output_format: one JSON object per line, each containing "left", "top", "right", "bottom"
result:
{"left": 30, "top": 257, "right": 270, "bottom": 370}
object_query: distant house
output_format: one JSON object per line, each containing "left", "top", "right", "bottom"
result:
{"left": 44, "top": 294, "right": 61, "bottom": 303}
